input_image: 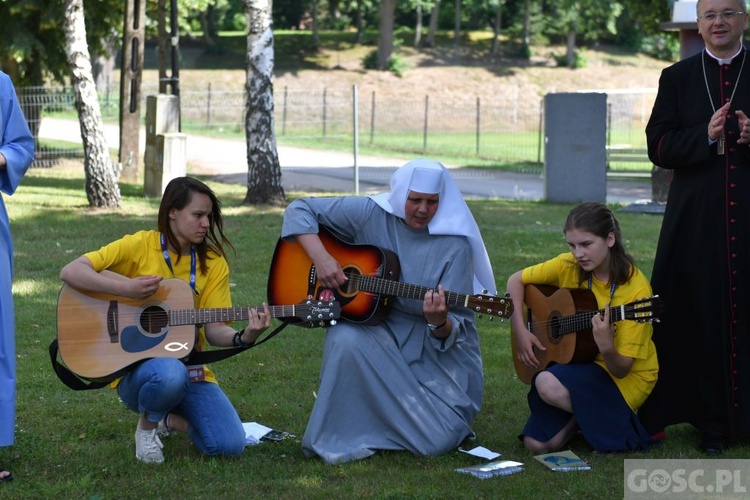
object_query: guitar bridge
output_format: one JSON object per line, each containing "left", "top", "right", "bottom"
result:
{"left": 107, "top": 300, "right": 119, "bottom": 343}
{"left": 306, "top": 264, "right": 317, "bottom": 297}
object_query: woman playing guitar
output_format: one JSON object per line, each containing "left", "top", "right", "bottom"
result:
{"left": 506, "top": 202, "right": 658, "bottom": 454}
{"left": 280, "top": 158, "right": 497, "bottom": 464}
{"left": 59, "top": 177, "right": 271, "bottom": 464}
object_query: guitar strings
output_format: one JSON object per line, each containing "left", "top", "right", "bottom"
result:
{"left": 343, "top": 272, "right": 510, "bottom": 318}
{"left": 102, "top": 302, "right": 327, "bottom": 330}
{"left": 530, "top": 302, "right": 655, "bottom": 336}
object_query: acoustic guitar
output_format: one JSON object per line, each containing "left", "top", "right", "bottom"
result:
{"left": 267, "top": 227, "right": 513, "bottom": 325}
{"left": 56, "top": 270, "right": 340, "bottom": 382}
{"left": 511, "top": 284, "right": 661, "bottom": 384}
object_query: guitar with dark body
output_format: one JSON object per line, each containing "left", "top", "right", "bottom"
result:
{"left": 267, "top": 227, "right": 513, "bottom": 325}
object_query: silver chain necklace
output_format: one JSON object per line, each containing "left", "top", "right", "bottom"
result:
{"left": 702, "top": 48, "right": 747, "bottom": 155}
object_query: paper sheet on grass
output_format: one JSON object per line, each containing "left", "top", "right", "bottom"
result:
{"left": 459, "top": 445, "right": 501, "bottom": 460}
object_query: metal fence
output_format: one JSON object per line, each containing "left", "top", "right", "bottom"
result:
{"left": 23, "top": 84, "right": 657, "bottom": 171}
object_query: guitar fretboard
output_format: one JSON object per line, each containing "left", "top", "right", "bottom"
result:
{"left": 169, "top": 304, "right": 301, "bottom": 326}
{"left": 349, "top": 274, "right": 470, "bottom": 307}
{"left": 555, "top": 302, "right": 653, "bottom": 336}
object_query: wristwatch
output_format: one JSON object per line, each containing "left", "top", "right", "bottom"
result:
{"left": 427, "top": 319, "right": 447, "bottom": 331}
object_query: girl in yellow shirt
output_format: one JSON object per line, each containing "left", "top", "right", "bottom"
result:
{"left": 60, "top": 177, "right": 271, "bottom": 464}
{"left": 506, "top": 202, "right": 658, "bottom": 453}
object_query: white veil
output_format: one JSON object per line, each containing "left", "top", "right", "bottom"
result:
{"left": 370, "top": 158, "right": 497, "bottom": 294}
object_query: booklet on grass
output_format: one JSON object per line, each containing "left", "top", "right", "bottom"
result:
{"left": 455, "top": 460, "right": 524, "bottom": 479}
{"left": 533, "top": 450, "right": 591, "bottom": 471}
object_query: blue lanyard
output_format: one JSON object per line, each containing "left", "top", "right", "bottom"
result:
{"left": 588, "top": 274, "right": 616, "bottom": 299}
{"left": 160, "top": 232, "right": 197, "bottom": 291}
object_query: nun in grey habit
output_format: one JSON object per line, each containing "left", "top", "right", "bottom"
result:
{"left": 280, "top": 158, "right": 496, "bottom": 464}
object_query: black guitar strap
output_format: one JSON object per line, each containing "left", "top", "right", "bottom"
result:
{"left": 182, "top": 321, "right": 288, "bottom": 365}
{"left": 48, "top": 339, "right": 110, "bottom": 390}
{"left": 48, "top": 321, "right": 290, "bottom": 391}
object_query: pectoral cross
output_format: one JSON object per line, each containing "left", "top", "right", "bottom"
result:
{"left": 718, "top": 133, "right": 725, "bottom": 155}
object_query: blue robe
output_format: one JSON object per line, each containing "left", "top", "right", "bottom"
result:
{"left": 0, "top": 71, "right": 34, "bottom": 447}
{"left": 282, "top": 196, "right": 483, "bottom": 464}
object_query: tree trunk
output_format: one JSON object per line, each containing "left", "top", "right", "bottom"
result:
{"left": 312, "top": 0, "right": 320, "bottom": 50}
{"left": 377, "top": 0, "right": 396, "bottom": 70}
{"left": 91, "top": 37, "right": 116, "bottom": 94}
{"left": 426, "top": 1, "right": 441, "bottom": 48}
{"left": 201, "top": 6, "right": 217, "bottom": 48}
{"left": 490, "top": 1, "right": 503, "bottom": 55}
{"left": 63, "top": 0, "right": 121, "bottom": 208}
{"left": 453, "top": 0, "right": 461, "bottom": 47}
{"left": 522, "top": 0, "right": 531, "bottom": 58}
{"left": 566, "top": 31, "right": 576, "bottom": 68}
{"left": 355, "top": 0, "right": 364, "bottom": 45}
{"left": 414, "top": 3, "right": 423, "bottom": 48}
{"left": 244, "top": 0, "right": 285, "bottom": 205}
{"left": 328, "top": 0, "right": 340, "bottom": 26}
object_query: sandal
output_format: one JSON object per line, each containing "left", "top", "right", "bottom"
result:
{"left": 0, "top": 469, "right": 12, "bottom": 483}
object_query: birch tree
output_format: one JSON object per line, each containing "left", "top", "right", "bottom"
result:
{"left": 244, "top": 0, "right": 285, "bottom": 205}
{"left": 63, "top": 0, "right": 121, "bottom": 208}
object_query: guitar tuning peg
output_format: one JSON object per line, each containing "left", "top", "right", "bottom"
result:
{"left": 329, "top": 320, "right": 337, "bottom": 326}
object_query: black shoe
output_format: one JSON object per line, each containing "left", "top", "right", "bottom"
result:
{"left": 699, "top": 433, "right": 727, "bottom": 455}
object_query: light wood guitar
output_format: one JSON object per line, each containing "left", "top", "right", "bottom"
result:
{"left": 511, "top": 284, "right": 661, "bottom": 384}
{"left": 56, "top": 270, "right": 340, "bottom": 382}
{"left": 267, "top": 227, "right": 513, "bottom": 325}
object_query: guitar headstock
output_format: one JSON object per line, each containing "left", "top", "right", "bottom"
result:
{"left": 296, "top": 299, "right": 341, "bottom": 327}
{"left": 467, "top": 292, "right": 514, "bottom": 320}
{"left": 624, "top": 295, "right": 663, "bottom": 323}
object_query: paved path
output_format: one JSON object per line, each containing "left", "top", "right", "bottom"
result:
{"left": 38, "top": 117, "right": 655, "bottom": 205}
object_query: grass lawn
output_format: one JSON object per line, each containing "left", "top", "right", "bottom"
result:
{"left": 2, "top": 164, "right": 741, "bottom": 499}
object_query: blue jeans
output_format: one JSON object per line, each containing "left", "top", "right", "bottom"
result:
{"left": 117, "top": 358, "right": 246, "bottom": 457}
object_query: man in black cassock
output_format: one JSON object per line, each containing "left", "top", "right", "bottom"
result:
{"left": 641, "top": 0, "right": 750, "bottom": 454}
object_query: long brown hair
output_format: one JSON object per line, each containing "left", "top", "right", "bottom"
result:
{"left": 563, "top": 202, "right": 635, "bottom": 287}
{"left": 157, "top": 177, "right": 234, "bottom": 274}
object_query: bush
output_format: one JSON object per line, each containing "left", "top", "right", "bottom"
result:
{"left": 640, "top": 34, "right": 680, "bottom": 62}
{"left": 553, "top": 50, "right": 587, "bottom": 69}
{"left": 362, "top": 49, "right": 409, "bottom": 77}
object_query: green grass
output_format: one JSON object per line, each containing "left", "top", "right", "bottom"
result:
{"left": 3, "top": 165, "right": 738, "bottom": 499}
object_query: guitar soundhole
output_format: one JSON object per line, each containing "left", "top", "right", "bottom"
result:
{"left": 140, "top": 306, "right": 169, "bottom": 335}
{"left": 340, "top": 266, "right": 361, "bottom": 297}
{"left": 548, "top": 315, "right": 562, "bottom": 344}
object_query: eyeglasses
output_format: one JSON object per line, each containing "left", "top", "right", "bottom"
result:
{"left": 698, "top": 10, "right": 747, "bottom": 21}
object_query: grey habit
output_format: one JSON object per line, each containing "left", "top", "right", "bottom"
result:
{"left": 282, "top": 196, "right": 484, "bottom": 464}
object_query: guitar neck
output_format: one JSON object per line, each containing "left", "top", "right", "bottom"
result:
{"left": 350, "top": 274, "right": 470, "bottom": 308}
{"left": 169, "top": 305, "right": 291, "bottom": 326}
{"left": 559, "top": 306, "right": 627, "bottom": 336}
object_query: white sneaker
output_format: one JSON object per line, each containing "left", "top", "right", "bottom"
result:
{"left": 135, "top": 428, "right": 164, "bottom": 464}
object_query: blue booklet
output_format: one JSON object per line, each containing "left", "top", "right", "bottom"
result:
{"left": 534, "top": 450, "right": 591, "bottom": 471}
